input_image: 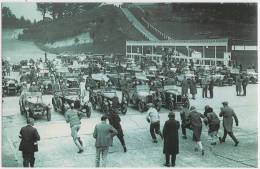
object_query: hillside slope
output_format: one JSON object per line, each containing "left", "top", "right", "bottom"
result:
{"left": 20, "top": 5, "right": 145, "bottom": 54}
{"left": 129, "top": 4, "right": 257, "bottom": 42}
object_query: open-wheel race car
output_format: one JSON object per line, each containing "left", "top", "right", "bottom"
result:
{"left": 52, "top": 88, "right": 91, "bottom": 117}
{"left": 19, "top": 91, "right": 51, "bottom": 123}
{"left": 128, "top": 84, "right": 155, "bottom": 112}
{"left": 162, "top": 85, "right": 190, "bottom": 110}
{"left": 90, "top": 88, "right": 127, "bottom": 114}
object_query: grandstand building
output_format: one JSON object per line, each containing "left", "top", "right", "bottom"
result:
{"left": 126, "top": 38, "right": 232, "bottom": 67}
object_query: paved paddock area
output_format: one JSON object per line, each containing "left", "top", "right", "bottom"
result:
{"left": 2, "top": 84, "right": 258, "bottom": 167}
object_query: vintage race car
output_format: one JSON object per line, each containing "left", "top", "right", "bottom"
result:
{"left": 88, "top": 73, "right": 109, "bottom": 90}
{"left": 20, "top": 66, "right": 31, "bottom": 75}
{"left": 19, "top": 91, "right": 51, "bottom": 123}
{"left": 162, "top": 85, "right": 190, "bottom": 110}
{"left": 176, "top": 70, "right": 196, "bottom": 85}
{"left": 66, "top": 77, "right": 80, "bottom": 89}
{"left": 246, "top": 69, "right": 258, "bottom": 84}
{"left": 107, "top": 73, "right": 131, "bottom": 90}
{"left": 211, "top": 73, "right": 233, "bottom": 86}
{"left": 90, "top": 88, "right": 127, "bottom": 114}
{"left": 2, "top": 77, "right": 21, "bottom": 96}
{"left": 52, "top": 88, "right": 91, "bottom": 117}
{"left": 129, "top": 85, "right": 155, "bottom": 112}
{"left": 40, "top": 79, "right": 53, "bottom": 94}
{"left": 211, "top": 74, "right": 225, "bottom": 86}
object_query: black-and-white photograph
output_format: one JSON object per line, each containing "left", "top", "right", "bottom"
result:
{"left": 1, "top": 1, "right": 258, "bottom": 167}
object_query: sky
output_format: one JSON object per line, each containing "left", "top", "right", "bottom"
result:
{"left": 2, "top": 2, "right": 42, "bottom": 21}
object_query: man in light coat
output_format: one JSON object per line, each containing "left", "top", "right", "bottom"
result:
{"left": 146, "top": 104, "right": 163, "bottom": 143}
{"left": 65, "top": 103, "right": 84, "bottom": 153}
{"left": 219, "top": 102, "right": 239, "bottom": 146}
{"left": 93, "top": 115, "right": 118, "bottom": 167}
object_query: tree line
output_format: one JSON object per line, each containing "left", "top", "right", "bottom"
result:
{"left": 37, "top": 3, "right": 100, "bottom": 21}
{"left": 2, "top": 7, "right": 32, "bottom": 28}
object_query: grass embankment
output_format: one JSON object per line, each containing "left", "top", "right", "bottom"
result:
{"left": 20, "top": 5, "right": 145, "bottom": 54}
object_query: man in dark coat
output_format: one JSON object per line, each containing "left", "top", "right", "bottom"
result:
{"left": 19, "top": 118, "right": 40, "bottom": 167}
{"left": 204, "top": 106, "right": 220, "bottom": 145}
{"left": 208, "top": 77, "right": 214, "bottom": 98}
{"left": 163, "top": 112, "right": 180, "bottom": 167}
{"left": 201, "top": 76, "right": 208, "bottom": 98}
{"left": 188, "top": 106, "right": 205, "bottom": 155}
{"left": 235, "top": 75, "right": 242, "bottom": 96}
{"left": 181, "top": 76, "right": 189, "bottom": 96}
{"left": 242, "top": 75, "right": 248, "bottom": 96}
{"left": 108, "top": 111, "right": 127, "bottom": 152}
{"left": 189, "top": 77, "right": 197, "bottom": 99}
{"left": 219, "top": 102, "right": 239, "bottom": 146}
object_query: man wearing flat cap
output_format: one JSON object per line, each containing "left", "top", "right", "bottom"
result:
{"left": 163, "top": 112, "right": 180, "bottom": 167}
{"left": 188, "top": 106, "right": 205, "bottom": 155}
{"left": 219, "top": 102, "right": 239, "bottom": 146}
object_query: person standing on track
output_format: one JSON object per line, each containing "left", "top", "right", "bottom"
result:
{"left": 19, "top": 118, "right": 40, "bottom": 167}
{"left": 219, "top": 102, "right": 239, "bottom": 146}
{"left": 235, "top": 75, "right": 242, "bottom": 96}
{"left": 93, "top": 115, "right": 118, "bottom": 167}
{"left": 181, "top": 76, "right": 189, "bottom": 96}
{"left": 163, "top": 112, "right": 180, "bottom": 167}
{"left": 242, "top": 74, "right": 248, "bottom": 96}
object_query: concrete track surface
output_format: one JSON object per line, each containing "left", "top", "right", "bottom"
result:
{"left": 2, "top": 82, "right": 258, "bottom": 167}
